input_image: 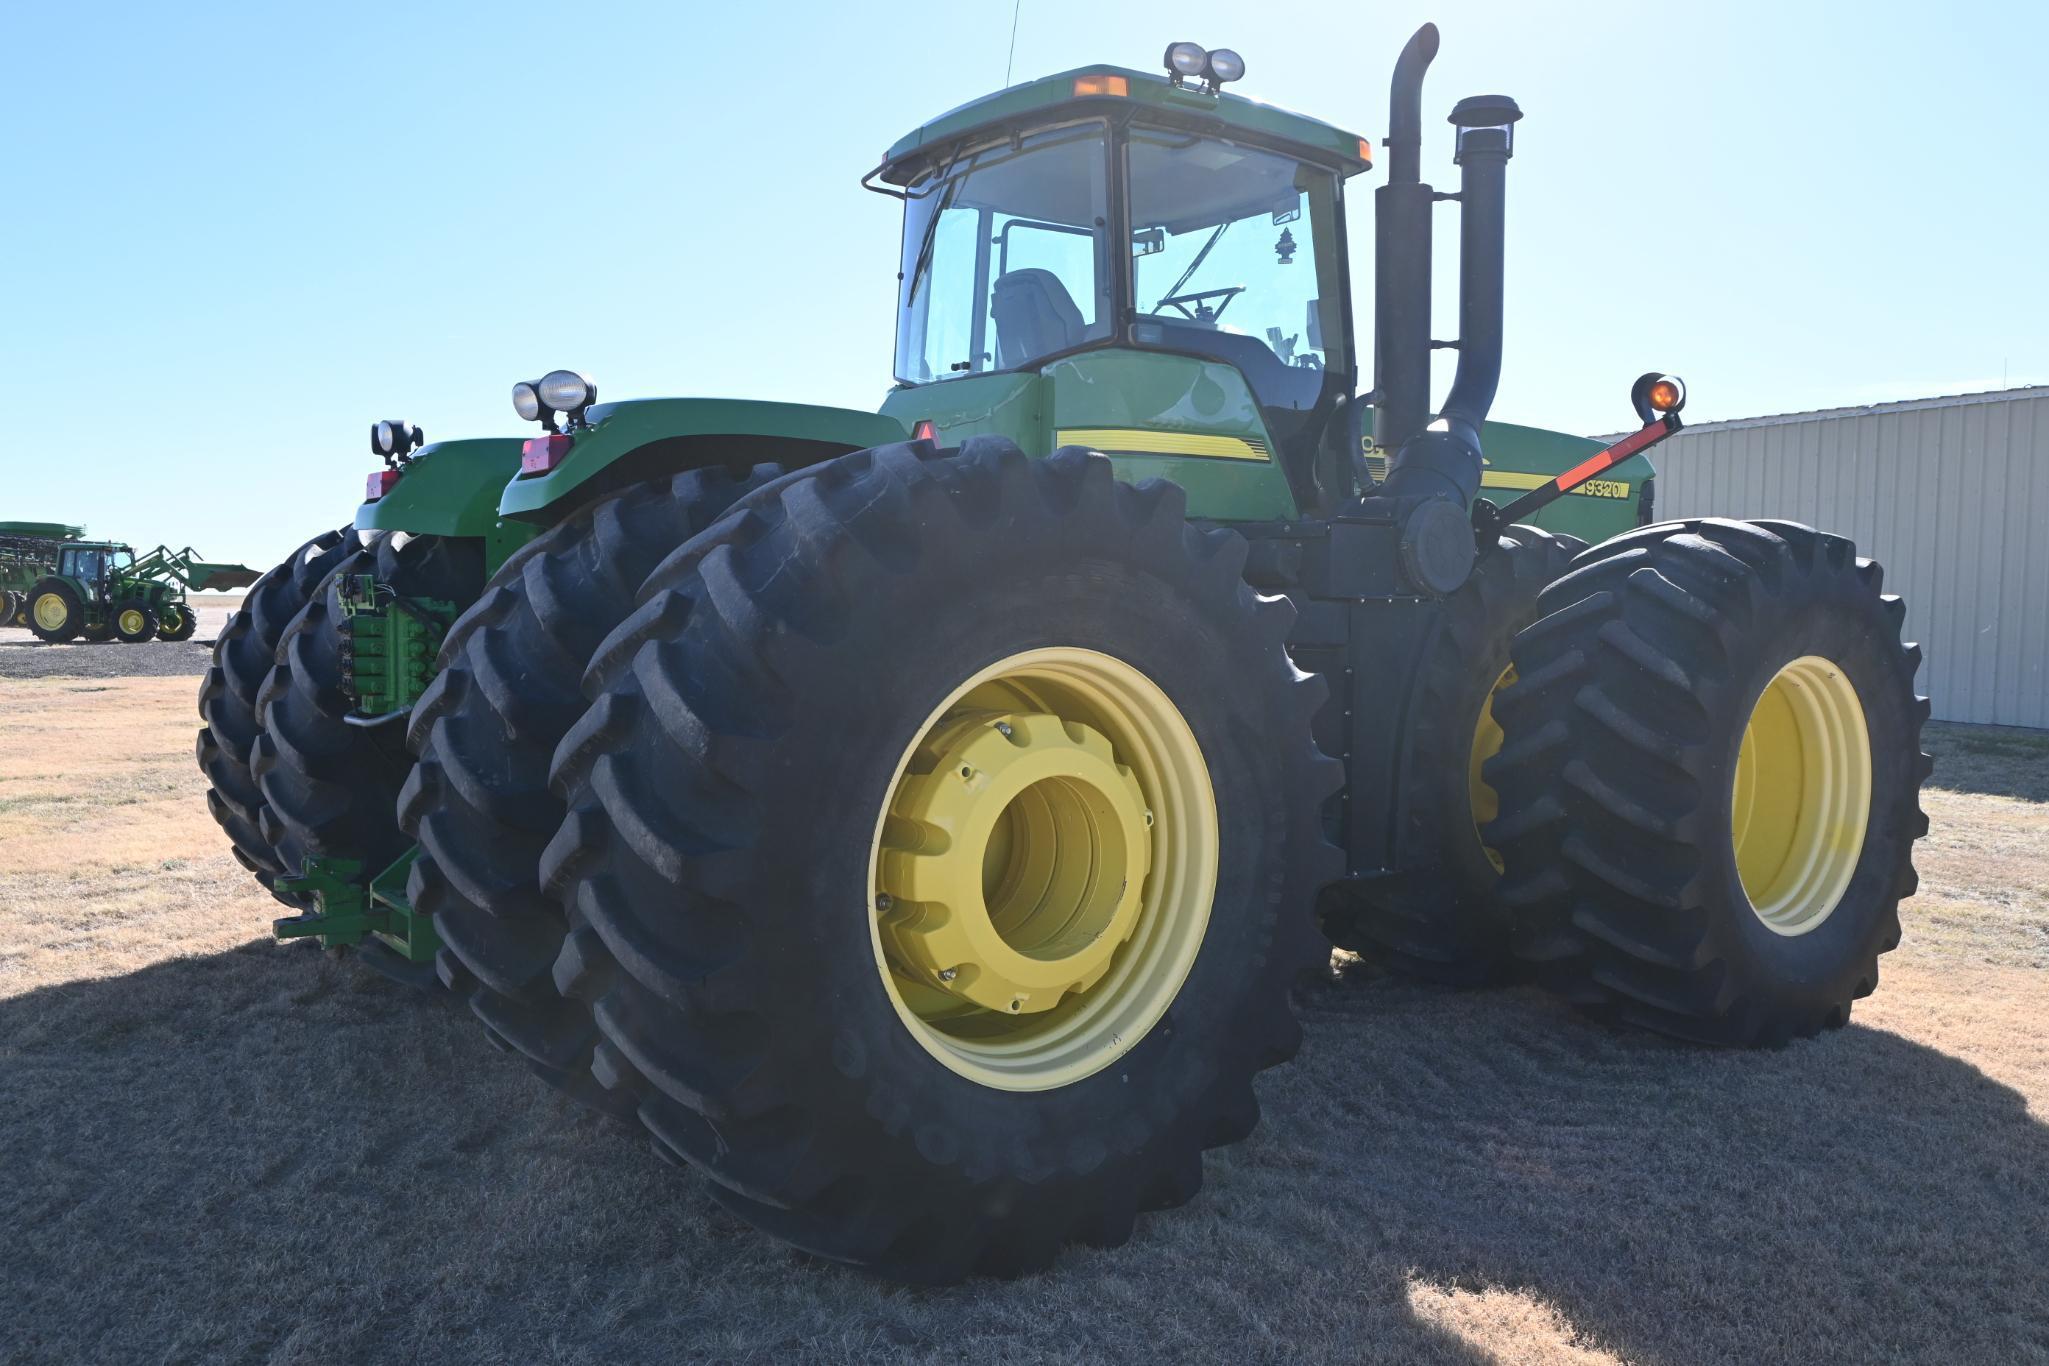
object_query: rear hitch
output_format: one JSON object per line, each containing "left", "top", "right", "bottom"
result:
{"left": 273, "top": 850, "right": 441, "bottom": 971}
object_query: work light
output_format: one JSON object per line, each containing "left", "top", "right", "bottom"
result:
{"left": 370, "top": 419, "right": 423, "bottom": 460}
{"left": 1203, "top": 48, "right": 1245, "bottom": 86}
{"left": 512, "top": 381, "right": 544, "bottom": 423}
{"left": 537, "top": 369, "right": 596, "bottom": 415}
{"left": 1164, "top": 42, "right": 1207, "bottom": 84}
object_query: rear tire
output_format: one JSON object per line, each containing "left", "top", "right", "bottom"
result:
{"left": 544, "top": 439, "right": 1340, "bottom": 1280}
{"left": 1488, "top": 518, "right": 1930, "bottom": 1046}
{"left": 401, "top": 464, "right": 780, "bottom": 1112}
{"left": 197, "top": 528, "right": 357, "bottom": 901}
{"left": 254, "top": 533, "right": 484, "bottom": 890}
{"left": 25, "top": 579, "right": 83, "bottom": 642}
{"left": 1320, "top": 524, "right": 1583, "bottom": 984}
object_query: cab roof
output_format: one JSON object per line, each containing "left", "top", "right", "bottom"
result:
{"left": 879, "top": 64, "right": 1374, "bottom": 185}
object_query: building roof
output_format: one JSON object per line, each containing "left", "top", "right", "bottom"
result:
{"left": 1647, "top": 383, "right": 2049, "bottom": 438}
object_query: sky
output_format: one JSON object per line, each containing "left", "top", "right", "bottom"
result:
{"left": 4, "top": 0, "right": 2044, "bottom": 569}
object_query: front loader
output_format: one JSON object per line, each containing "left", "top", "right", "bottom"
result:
{"left": 201, "top": 23, "right": 1928, "bottom": 1282}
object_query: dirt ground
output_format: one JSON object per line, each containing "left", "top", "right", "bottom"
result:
{"left": 1, "top": 656, "right": 2044, "bottom": 1364}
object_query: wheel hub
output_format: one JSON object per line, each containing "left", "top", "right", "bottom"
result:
{"left": 1469, "top": 663, "right": 1515, "bottom": 874}
{"left": 1731, "top": 655, "right": 1872, "bottom": 935}
{"left": 867, "top": 647, "right": 1218, "bottom": 1092}
{"left": 877, "top": 709, "right": 1151, "bottom": 1016}
{"left": 32, "top": 594, "right": 67, "bottom": 632}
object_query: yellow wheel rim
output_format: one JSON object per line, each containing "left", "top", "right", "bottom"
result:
{"left": 119, "top": 608, "right": 147, "bottom": 636}
{"left": 32, "top": 593, "right": 69, "bottom": 632}
{"left": 1730, "top": 656, "right": 1871, "bottom": 935}
{"left": 1469, "top": 665, "right": 1514, "bottom": 874}
{"left": 868, "top": 647, "right": 1218, "bottom": 1091}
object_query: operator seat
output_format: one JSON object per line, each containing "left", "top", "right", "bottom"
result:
{"left": 992, "top": 269, "right": 1084, "bottom": 368}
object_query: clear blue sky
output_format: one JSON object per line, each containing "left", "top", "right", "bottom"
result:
{"left": 5, "top": 0, "right": 2042, "bottom": 569}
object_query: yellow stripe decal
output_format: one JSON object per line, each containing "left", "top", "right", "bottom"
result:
{"left": 1056, "top": 428, "right": 1271, "bottom": 462}
{"left": 1481, "top": 470, "right": 1633, "bottom": 500}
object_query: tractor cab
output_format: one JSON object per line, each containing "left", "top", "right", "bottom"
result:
{"left": 872, "top": 57, "right": 1372, "bottom": 519}
{"left": 60, "top": 542, "right": 134, "bottom": 590}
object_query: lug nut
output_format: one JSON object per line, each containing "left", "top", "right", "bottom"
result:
{"left": 875, "top": 893, "right": 893, "bottom": 913}
{"left": 995, "top": 721, "right": 1014, "bottom": 738}
{"left": 938, "top": 967, "right": 958, "bottom": 982}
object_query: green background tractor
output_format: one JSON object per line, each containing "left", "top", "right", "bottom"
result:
{"left": 200, "top": 24, "right": 1928, "bottom": 1282}
{"left": 21, "top": 538, "right": 257, "bottom": 643}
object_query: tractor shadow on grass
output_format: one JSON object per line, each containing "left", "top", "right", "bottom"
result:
{"left": 3, "top": 941, "right": 2046, "bottom": 1363}
{"left": 1922, "top": 721, "right": 2049, "bottom": 803}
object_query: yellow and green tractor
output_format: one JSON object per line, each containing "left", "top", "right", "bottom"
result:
{"left": 6, "top": 525, "right": 256, "bottom": 642}
{"left": 199, "top": 25, "right": 1928, "bottom": 1281}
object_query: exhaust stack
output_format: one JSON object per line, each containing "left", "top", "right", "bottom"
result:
{"left": 1438, "top": 94, "right": 1522, "bottom": 451}
{"left": 1370, "top": 23, "right": 1439, "bottom": 458}
{"left": 1368, "top": 26, "right": 1522, "bottom": 595}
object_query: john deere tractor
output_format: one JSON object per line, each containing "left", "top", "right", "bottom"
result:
{"left": 19, "top": 538, "right": 257, "bottom": 643}
{"left": 201, "top": 25, "right": 1927, "bottom": 1281}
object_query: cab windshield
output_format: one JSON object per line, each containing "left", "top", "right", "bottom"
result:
{"left": 1127, "top": 129, "right": 1346, "bottom": 411}
{"left": 895, "top": 125, "right": 1110, "bottom": 384}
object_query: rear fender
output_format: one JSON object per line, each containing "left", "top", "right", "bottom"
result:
{"left": 354, "top": 438, "right": 527, "bottom": 540}
{"left": 497, "top": 398, "right": 909, "bottom": 521}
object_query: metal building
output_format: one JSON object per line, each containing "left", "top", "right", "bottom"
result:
{"left": 1643, "top": 385, "right": 2049, "bottom": 729}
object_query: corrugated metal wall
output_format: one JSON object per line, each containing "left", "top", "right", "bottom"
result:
{"left": 1648, "top": 387, "right": 2049, "bottom": 729}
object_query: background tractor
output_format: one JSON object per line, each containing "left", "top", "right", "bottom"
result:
{"left": 18, "top": 536, "right": 257, "bottom": 643}
{"left": 200, "top": 24, "right": 1928, "bottom": 1281}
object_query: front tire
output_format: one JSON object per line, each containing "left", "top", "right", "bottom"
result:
{"left": 113, "top": 599, "right": 157, "bottom": 643}
{"left": 158, "top": 601, "right": 198, "bottom": 641}
{"left": 545, "top": 439, "right": 1340, "bottom": 1280}
{"left": 1488, "top": 518, "right": 1930, "bottom": 1046}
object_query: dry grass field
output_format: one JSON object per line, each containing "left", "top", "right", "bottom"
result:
{"left": 1, "top": 642, "right": 2045, "bottom": 1363}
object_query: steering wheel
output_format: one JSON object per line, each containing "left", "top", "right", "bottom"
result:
{"left": 1155, "top": 286, "right": 1246, "bottom": 324}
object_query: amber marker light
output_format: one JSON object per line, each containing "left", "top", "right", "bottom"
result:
{"left": 1074, "top": 74, "right": 1129, "bottom": 97}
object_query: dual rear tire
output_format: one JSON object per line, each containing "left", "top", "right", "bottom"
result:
{"left": 414, "top": 438, "right": 1339, "bottom": 1278}
{"left": 199, "top": 529, "right": 359, "bottom": 900}
{"left": 1486, "top": 518, "right": 1928, "bottom": 1045}
{"left": 1319, "top": 524, "right": 1583, "bottom": 983}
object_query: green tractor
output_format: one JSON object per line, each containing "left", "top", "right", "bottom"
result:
{"left": 201, "top": 26, "right": 1928, "bottom": 1281}
{"left": 1, "top": 522, "right": 86, "bottom": 628}
{"left": 20, "top": 538, "right": 258, "bottom": 643}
